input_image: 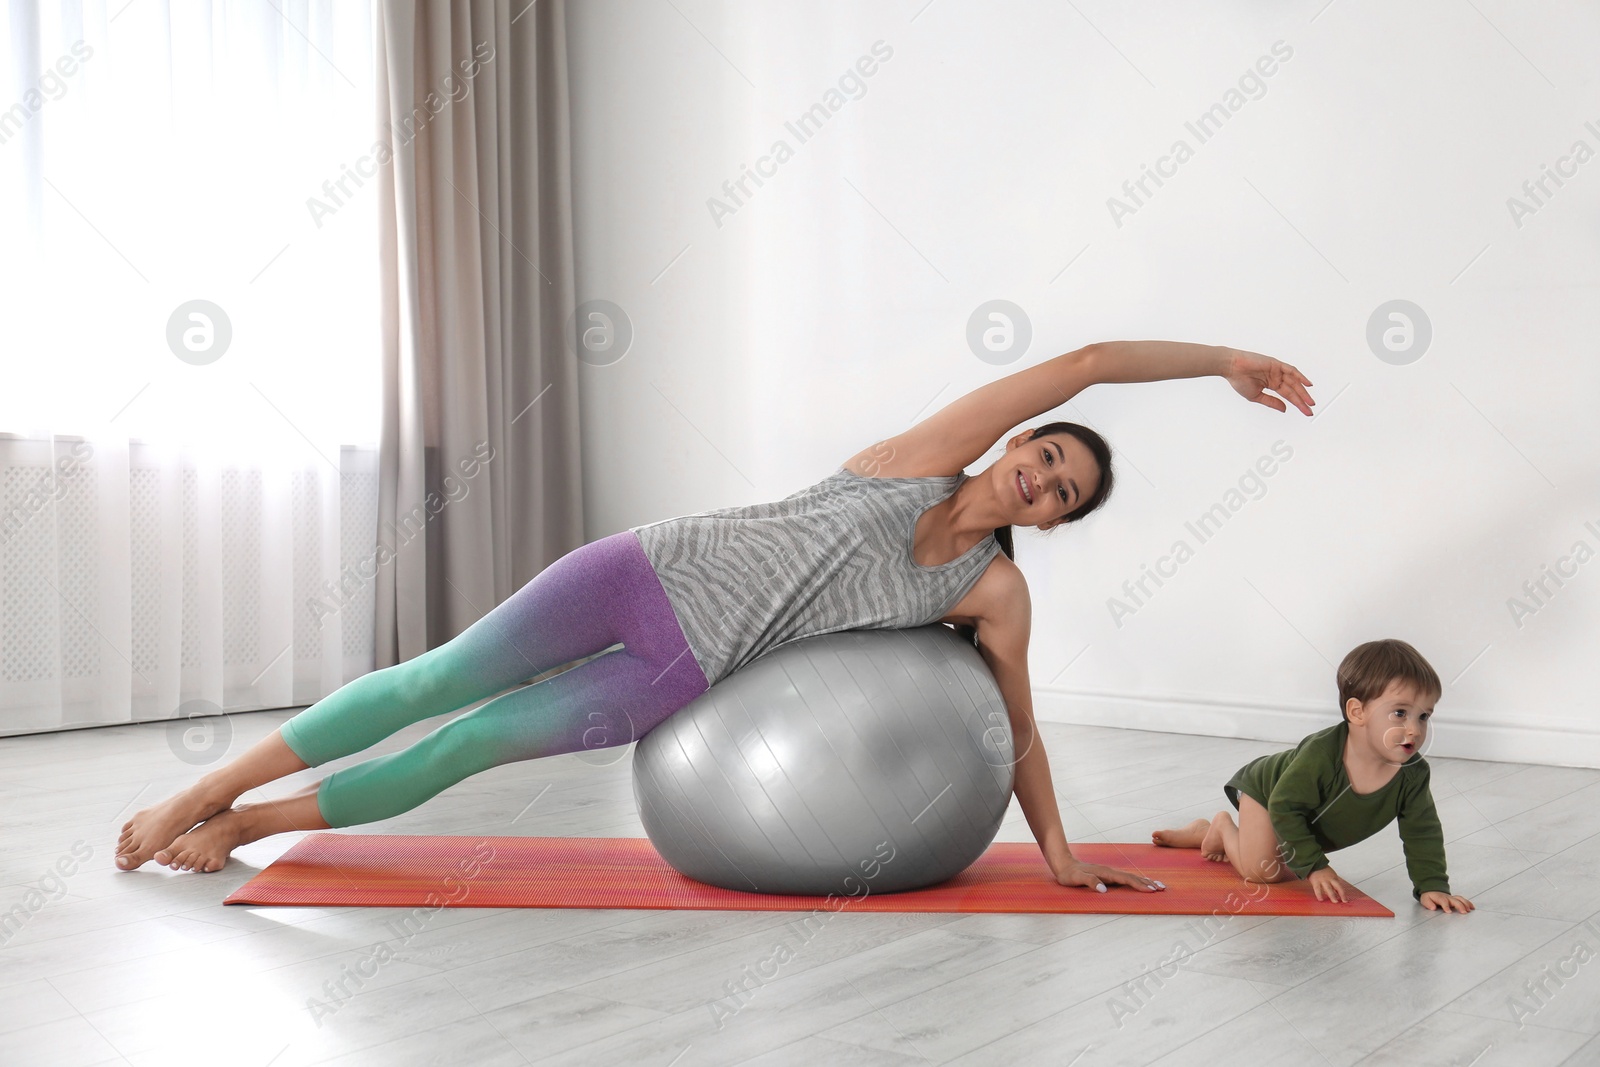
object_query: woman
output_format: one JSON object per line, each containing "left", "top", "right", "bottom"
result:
{"left": 115, "top": 338, "right": 1314, "bottom": 891}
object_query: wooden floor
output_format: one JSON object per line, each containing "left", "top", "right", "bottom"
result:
{"left": 3, "top": 707, "right": 1598, "bottom": 1067}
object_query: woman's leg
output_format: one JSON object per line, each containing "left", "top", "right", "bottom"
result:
{"left": 156, "top": 780, "right": 329, "bottom": 872}
{"left": 118, "top": 632, "right": 569, "bottom": 869}
{"left": 152, "top": 531, "right": 710, "bottom": 868}
{"left": 120, "top": 730, "right": 313, "bottom": 868}
{"left": 276, "top": 532, "right": 667, "bottom": 769}
{"left": 118, "top": 530, "right": 698, "bottom": 870}
{"left": 311, "top": 633, "right": 705, "bottom": 827}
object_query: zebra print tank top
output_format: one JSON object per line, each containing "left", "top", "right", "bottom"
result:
{"left": 629, "top": 467, "right": 1003, "bottom": 687}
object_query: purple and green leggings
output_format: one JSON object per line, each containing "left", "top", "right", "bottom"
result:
{"left": 278, "top": 531, "right": 710, "bottom": 828}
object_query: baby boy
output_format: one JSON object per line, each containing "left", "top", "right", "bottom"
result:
{"left": 1154, "top": 638, "right": 1475, "bottom": 913}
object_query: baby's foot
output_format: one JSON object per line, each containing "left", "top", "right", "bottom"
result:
{"left": 1200, "top": 813, "right": 1229, "bottom": 861}
{"left": 116, "top": 784, "right": 230, "bottom": 871}
{"left": 154, "top": 808, "right": 249, "bottom": 873}
{"left": 1151, "top": 818, "right": 1210, "bottom": 848}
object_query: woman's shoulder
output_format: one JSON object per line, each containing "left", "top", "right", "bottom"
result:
{"left": 938, "top": 552, "right": 1025, "bottom": 629}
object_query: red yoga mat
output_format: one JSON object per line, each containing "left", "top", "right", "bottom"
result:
{"left": 222, "top": 835, "right": 1394, "bottom": 917}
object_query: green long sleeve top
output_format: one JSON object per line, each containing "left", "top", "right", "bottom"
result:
{"left": 1224, "top": 721, "right": 1451, "bottom": 902}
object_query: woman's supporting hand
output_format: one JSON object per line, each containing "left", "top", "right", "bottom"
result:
{"left": 1223, "top": 349, "right": 1316, "bottom": 416}
{"left": 1054, "top": 857, "right": 1165, "bottom": 893}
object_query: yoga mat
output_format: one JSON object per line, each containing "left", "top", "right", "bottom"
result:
{"left": 224, "top": 835, "right": 1394, "bottom": 917}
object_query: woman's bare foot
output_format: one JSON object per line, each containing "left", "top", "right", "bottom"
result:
{"left": 155, "top": 808, "right": 251, "bottom": 872}
{"left": 116, "top": 783, "right": 231, "bottom": 871}
{"left": 1151, "top": 818, "right": 1210, "bottom": 848}
{"left": 157, "top": 785, "right": 330, "bottom": 872}
{"left": 1200, "top": 812, "right": 1231, "bottom": 861}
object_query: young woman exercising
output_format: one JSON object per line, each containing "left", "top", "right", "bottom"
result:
{"left": 115, "top": 339, "right": 1315, "bottom": 893}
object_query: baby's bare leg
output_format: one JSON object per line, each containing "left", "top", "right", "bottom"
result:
{"left": 1199, "top": 811, "right": 1231, "bottom": 861}
{"left": 1220, "top": 794, "right": 1299, "bottom": 884}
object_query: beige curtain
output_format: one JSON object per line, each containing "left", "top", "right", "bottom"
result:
{"left": 373, "top": 0, "right": 583, "bottom": 667}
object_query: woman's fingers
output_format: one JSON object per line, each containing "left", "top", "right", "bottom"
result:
{"left": 1259, "top": 360, "right": 1315, "bottom": 416}
{"left": 1057, "top": 865, "right": 1105, "bottom": 892}
{"left": 1237, "top": 360, "right": 1314, "bottom": 416}
{"left": 1272, "top": 367, "right": 1315, "bottom": 415}
{"left": 1066, "top": 863, "right": 1165, "bottom": 892}
{"left": 1108, "top": 867, "right": 1164, "bottom": 892}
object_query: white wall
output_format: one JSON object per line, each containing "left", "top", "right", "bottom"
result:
{"left": 566, "top": 1, "right": 1600, "bottom": 767}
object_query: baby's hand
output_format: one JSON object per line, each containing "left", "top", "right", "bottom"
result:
{"left": 1420, "top": 891, "right": 1475, "bottom": 913}
{"left": 1306, "top": 866, "right": 1356, "bottom": 904}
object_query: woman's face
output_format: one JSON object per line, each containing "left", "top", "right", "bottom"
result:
{"left": 1002, "top": 432, "right": 1101, "bottom": 529}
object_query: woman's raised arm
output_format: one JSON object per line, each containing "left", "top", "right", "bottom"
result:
{"left": 854, "top": 345, "right": 1100, "bottom": 478}
{"left": 850, "top": 341, "right": 1312, "bottom": 479}
{"left": 1095, "top": 340, "right": 1315, "bottom": 416}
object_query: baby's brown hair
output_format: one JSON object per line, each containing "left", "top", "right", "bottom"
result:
{"left": 1337, "top": 639, "right": 1441, "bottom": 722}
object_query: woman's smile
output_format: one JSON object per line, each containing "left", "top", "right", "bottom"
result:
{"left": 1016, "top": 471, "right": 1033, "bottom": 505}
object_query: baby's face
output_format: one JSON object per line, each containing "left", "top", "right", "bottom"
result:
{"left": 1356, "top": 679, "right": 1435, "bottom": 763}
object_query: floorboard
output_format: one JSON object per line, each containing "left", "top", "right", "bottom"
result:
{"left": 2, "top": 708, "right": 1595, "bottom": 1066}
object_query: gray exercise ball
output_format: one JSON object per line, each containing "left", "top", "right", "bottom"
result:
{"left": 632, "top": 624, "right": 1015, "bottom": 896}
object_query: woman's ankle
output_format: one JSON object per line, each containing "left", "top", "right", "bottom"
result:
{"left": 224, "top": 802, "right": 279, "bottom": 848}
{"left": 191, "top": 772, "right": 241, "bottom": 810}
{"left": 235, "top": 793, "right": 331, "bottom": 840}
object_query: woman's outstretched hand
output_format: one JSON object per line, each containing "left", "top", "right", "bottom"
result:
{"left": 1223, "top": 349, "right": 1315, "bottom": 416}
{"left": 1054, "top": 858, "right": 1165, "bottom": 893}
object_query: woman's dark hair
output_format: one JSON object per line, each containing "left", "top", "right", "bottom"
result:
{"left": 952, "top": 421, "right": 1115, "bottom": 646}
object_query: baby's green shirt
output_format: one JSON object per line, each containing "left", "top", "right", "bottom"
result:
{"left": 1224, "top": 721, "right": 1451, "bottom": 902}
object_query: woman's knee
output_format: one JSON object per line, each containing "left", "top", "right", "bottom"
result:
{"left": 430, "top": 693, "right": 583, "bottom": 768}
{"left": 411, "top": 717, "right": 503, "bottom": 781}
{"left": 387, "top": 646, "right": 501, "bottom": 714}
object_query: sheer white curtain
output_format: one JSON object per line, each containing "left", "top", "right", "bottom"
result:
{"left": 0, "top": 1, "right": 383, "bottom": 736}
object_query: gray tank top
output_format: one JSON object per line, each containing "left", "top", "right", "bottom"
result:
{"left": 630, "top": 467, "right": 1003, "bottom": 687}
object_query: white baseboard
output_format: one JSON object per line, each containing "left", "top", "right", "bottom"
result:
{"left": 1031, "top": 685, "right": 1600, "bottom": 770}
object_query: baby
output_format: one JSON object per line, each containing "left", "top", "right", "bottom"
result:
{"left": 1154, "top": 638, "right": 1475, "bottom": 913}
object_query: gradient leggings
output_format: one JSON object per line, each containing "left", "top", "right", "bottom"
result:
{"left": 278, "top": 531, "right": 711, "bottom": 828}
